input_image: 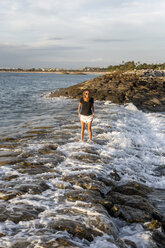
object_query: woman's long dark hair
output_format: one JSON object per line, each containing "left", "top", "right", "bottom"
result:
{"left": 82, "top": 89, "right": 91, "bottom": 100}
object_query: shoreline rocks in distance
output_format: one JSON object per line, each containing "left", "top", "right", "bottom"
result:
{"left": 49, "top": 70, "right": 165, "bottom": 112}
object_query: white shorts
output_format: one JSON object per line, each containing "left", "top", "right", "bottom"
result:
{"left": 80, "top": 115, "right": 93, "bottom": 124}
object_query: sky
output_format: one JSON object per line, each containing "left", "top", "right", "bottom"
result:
{"left": 0, "top": 0, "right": 165, "bottom": 69}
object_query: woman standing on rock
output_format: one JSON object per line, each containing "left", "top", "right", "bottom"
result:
{"left": 78, "top": 90, "right": 94, "bottom": 142}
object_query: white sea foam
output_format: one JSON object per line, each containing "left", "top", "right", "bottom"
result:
{"left": 0, "top": 97, "right": 165, "bottom": 248}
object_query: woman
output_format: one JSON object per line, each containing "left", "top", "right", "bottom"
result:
{"left": 78, "top": 90, "right": 94, "bottom": 142}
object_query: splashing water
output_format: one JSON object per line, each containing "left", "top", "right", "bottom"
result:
{"left": 0, "top": 73, "right": 165, "bottom": 247}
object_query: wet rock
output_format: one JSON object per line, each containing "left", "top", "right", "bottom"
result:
{"left": 0, "top": 191, "right": 22, "bottom": 201}
{"left": 161, "top": 219, "right": 165, "bottom": 233}
{"left": 114, "top": 181, "right": 153, "bottom": 197}
{"left": 109, "top": 170, "right": 121, "bottom": 181}
{"left": 4, "top": 175, "right": 19, "bottom": 181}
{"left": 31, "top": 126, "right": 53, "bottom": 130}
{"left": 0, "top": 204, "right": 44, "bottom": 223}
{"left": 35, "top": 172, "right": 57, "bottom": 180}
{"left": 10, "top": 240, "right": 31, "bottom": 248}
{"left": 15, "top": 181, "right": 50, "bottom": 194}
{"left": 17, "top": 134, "right": 36, "bottom": 140}
{"left": 38, "top": 144, "right": 58, "bottom": 154}
{"left": 62, "top": 124, "right": 80, "bottom": 130}
{"left": 51, "top": 132, "right": 72, "bottom": 144}
{"left": 26, "top": 130, "right": 51, "bottom": 135}
{"left": 152, "top": 230, "right": 165, "bottom": 248}
{"left": 143, "top": 70, "right": 165, "bottom": 77}
{"left": 87, "top": 214, "right": 116, "bottom": 238}
{"left": 123, "top": 239, "right": 137, "bottom": 248}
{"left": 38, "top": 238, "right": 81, "bottom": 248}
{"left": 150, "top": 97, "right": 162, "bottom": 106}
{"left": 21, "top": 149, "right": 65, "bottom": 166}
{"left": 70, "top": 152, "right": 102, "bottom": 164}
{"left": 62, "top": 174, "right": 109, "bottom": 193}
{"left": 0, "top": 151, "right": 20, "bottom": 157}
{"left": 0, "top": 232, "right": 6, "bottom": 238}
{"left": 0, "top": 143, "right": 18, "bottom": 149}
{"left": 52, "top": 203, "right": 116, "bottom": 238}
{"left": 143, "top": 220, "right": 161, "bottom": 230}
{"left": 93, "top": 127, "right": 106, "bottom": 134}
{"left": 49, "top": 218, "right": 102, "bottom": 241}
{"left": 104, "top": 181, "right": 163, "bottom": 224}
{"left": 0, "top": 157, "right": 22, "bottom": 166}
{"left": 0, "top": 203, "right": 8, "bottom": 222}
{"left": 109, "top": 204, "right": 152, "bottom": 223}
{"left": 75, "top": 178, "right": 107, "bottom": 193}
{"left": 97, "top": 176, "right": 116, "bottom": 188}
{"left": 106, "top": 191, "right": 159, "bottom": 216}
{"left": 16, "top": 162, "right": 55, "bottom": 175}
{"left": 80, "top": 147, "right": 100, "bottom": 155}
{"left": 65, "top": 189, "right": 108, "bottom": 205}
{"left": 1, "top": 137, "right": 15, "bottom": 142}
{"left": 49, "top": 71, "right": 165, "bottom": 112}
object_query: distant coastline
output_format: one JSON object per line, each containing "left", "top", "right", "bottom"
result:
{"left": 1, "top": 61, "right": 165, "bottom": 74}
{"left": 0, "top": 70, "right": 107, "bottom": 75}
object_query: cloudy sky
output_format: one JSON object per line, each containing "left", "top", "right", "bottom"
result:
{"left": 0, "top": 0, "right": 165, "bottom": 68}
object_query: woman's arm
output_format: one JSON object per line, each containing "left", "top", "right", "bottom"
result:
{"left": 92, "top": 103, "right": 94, "bottom": 117}
{"left": 78, "top": 102, "right": 81, "bottom": 117}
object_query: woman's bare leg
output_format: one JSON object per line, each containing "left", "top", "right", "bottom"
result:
{"left": 87, "top": 121, "right": 92, "bottom": 140}
{"left": 81, "top": 121, "right": 85, "bottom": 141}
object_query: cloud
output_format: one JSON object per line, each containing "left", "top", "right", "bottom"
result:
{"left": 0, "top": 0, "right": 165, "bottom": 67}
{"left": 48, "top": 37, "right": 64, "bottom": 41}
{"left": 93, "top": 39, "right": 129, "bottom": 43}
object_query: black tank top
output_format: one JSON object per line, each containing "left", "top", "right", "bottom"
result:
{"left": 80, "top": 97, "right": 94, "bottom": 116}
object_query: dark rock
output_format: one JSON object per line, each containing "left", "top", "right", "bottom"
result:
{"left": 65, "top": 189, "right": 111, "bottom": 206}
{"left": 123, "top": 239, "right": 137, "bottom": 248}
{"left": 16, "top": 162, "right": 55, "bottom": 175}
{"left": 49, "top": 71, "right": 165, "bottom": 112}
{"left": 109, "top": 204, "right": 152, "bottom": 223}
{"left": 15, "top": 181, "right": 50, "bottom": 194}
{"left": 53, "top": 204, "right": 116, "bottom": 238}
{"left": 109, "top": 170, "right": 121, "bottom": 181}
{"left": 107, "top": 191, "right": 155, "bottom": 211}
{"left": 10, "top": 240, "right": 31, "bottom": 248}
{"left": 38, "top": 237, "right": 81, "bottom": 248}
{"left": 143, "top": 70, "right": 165, "bottom": 77}
{"left": 4, "top": 174, "right": 19, "bottom": 181}
{"left": 38, "top": 144, "right": 58, "bottom": 154}
{"left": 161, "top": 219, "right": 165, "bottom": 233}
{"left": 114, "top": 181, "right": 153, "bottom": 197}
{"left": 143, "top": 220, "right": 161, "bottom": 230}
{"left": 152, "top": 230, "right": 165, "bottom": 248}
{"left": 62, "top": 173, "right": 110, "bottom": 193}
{"left": 0, "top": 157, "right": 22, "bottom": 166}
{"left": 0, "top": 143, "right": 18, "bottom": 149}
{"left": 70, "top": 153, "right": 102, "bottom": 164}
{"left": 104, "top": 181, "right": 164, "bottom": 224}
{"left": 0, "top": 203, "right": 44, "bottom": 223}
{"left": 26, "top": 130, "right": 51, "bottom": 135}
{"left": 0, "top": 191, "right": 21, "bottom": 201}
{"left": 49, "top": 219, "right": 102, "bottom": 241}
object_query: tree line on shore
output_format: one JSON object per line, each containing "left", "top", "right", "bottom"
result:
{"left": 107, "top": 61, "right": 165, "bottom": 72}
{"left": 0, "top": 61, "right": 165, "bottom": 73}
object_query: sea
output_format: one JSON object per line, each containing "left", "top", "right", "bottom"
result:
{"left": 0, "top": 72, "right": 165, "bottom": 248}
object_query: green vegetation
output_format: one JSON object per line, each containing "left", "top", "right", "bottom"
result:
{"left": 107, "top": 61, "right": 165, "bottom": 72}
{"left": 0, "top": 62, "right": 165, "bottom": 73}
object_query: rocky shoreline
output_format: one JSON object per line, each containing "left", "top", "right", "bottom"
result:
{"left": 1, "top": 133, "right": 165, "bottom": 247}
{"left": 1, "top": 70, "right": 165, "bottom": 247}
{"left": 49, "top": 71, "right": 165, "bottom": 112}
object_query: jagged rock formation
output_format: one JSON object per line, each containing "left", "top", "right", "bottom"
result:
{"left": 49, "top": 72, "right": 165, "bottom": 112}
